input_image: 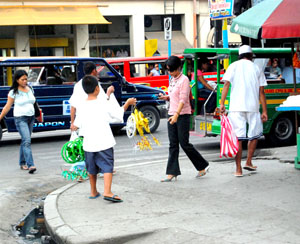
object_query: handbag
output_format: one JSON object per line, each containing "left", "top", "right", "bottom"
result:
{"left": 29, "top": 86, "right": 42, "bottom": 118}
{"left": 33, "top": 101, "right": 40, "bottom": 117}
{"left": 220, "top": 115, "right": 239, "bottom": 158}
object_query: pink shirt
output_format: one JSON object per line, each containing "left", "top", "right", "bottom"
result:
{"left": 191, "top": 69, "right": 203, "bottom": 80}
{"left": 168, "top": 73, "right": 191, "bottom": 115}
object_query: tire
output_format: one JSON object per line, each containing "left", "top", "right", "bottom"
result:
{"left": 111, "top": 125, "right": 124, "bottom": 135}
{"left": 265, "top": 115, "right": 296, "bottom": 146}
{"left": 0, "top": 124, "right": 2, "bottom": 141}
{"left": 140, "top": 105, "right": 160, "bottom": 133}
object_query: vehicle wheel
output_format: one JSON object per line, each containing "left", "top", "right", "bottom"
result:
{"left": 0, "top": 124, "right": 2, "bottom": 141}
{"left": 140, "top": 105, "right": 160, "bottom": 133}
{"left": 111, "top": 125, "right": 124, "bottom": 135}
{"left": 265, "top": 115, "right": 295, "bottom": 146}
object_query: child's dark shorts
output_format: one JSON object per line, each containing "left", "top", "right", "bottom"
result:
{"left": 84, "top": 148, "right": 114, "bottom": 175}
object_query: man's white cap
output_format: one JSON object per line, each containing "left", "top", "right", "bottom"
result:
{"left": 239, "top": 45, "right": 253, "bottom": 55}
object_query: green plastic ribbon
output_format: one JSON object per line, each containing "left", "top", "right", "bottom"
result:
{"left": 61, "top": 167, "right": 88, "bottom": 181}
{"left": 61, "top": 137, "right": 85, "bottom": 164}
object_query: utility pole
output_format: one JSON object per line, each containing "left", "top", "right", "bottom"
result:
{"left": 193, "top": 0, "right": 197, "bottom": 48}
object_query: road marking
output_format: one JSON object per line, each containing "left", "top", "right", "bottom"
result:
{"left": 115, "top": 160, "right": 166, "bottom": 169}
{"left": 114, "top": 151, "right": 220, "bottom": 169}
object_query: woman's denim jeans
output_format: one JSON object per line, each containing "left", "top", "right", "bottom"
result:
{"left": 14, "top": 116, "right": 35, "bottom": 167}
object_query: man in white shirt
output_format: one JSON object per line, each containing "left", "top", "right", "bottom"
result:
{"left": 220, "top": 45, "right": 268, "bottom": 177}
{"left": 69, "top": 61, "right": 114, "bottom": 131}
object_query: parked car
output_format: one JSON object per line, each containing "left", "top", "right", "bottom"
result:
{"left": 0, "top": 57, "right": 167, "bottom": 140}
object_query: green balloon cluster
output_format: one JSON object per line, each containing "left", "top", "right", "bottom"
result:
{"left": 61, "top": 137, "right": 85, "bottom": 164}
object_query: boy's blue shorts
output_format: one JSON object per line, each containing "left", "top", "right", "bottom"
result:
{"left": 84, "top": 148, "right": 114, "bottom": 175}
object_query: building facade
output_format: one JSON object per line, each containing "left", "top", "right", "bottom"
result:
{"left": 0, "top": 0, "right": 213, "bottom": 58}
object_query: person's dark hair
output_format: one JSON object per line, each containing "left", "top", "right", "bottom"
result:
{"left": 200, "top": 57, "right": 209, "bottom": 65}
{"left": 83, "top": 61, "right": 96, "bottom": 75}
{"left": 82, "top": 75, "right": 98, "bottom": 94}
{"left": 10, "top": 69, "right": 28, "bottom": 94}
{"left": 166, "top": 55, "right": 182, "bottom": 72}
{"left": 238, "top": 53, "right": 253, "bottom": 60}
{"left": 197, "top": 57, "right": 210, "bottom": 69}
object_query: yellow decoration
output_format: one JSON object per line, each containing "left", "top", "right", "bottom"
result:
{"left": 129, "top": 108, "right": 161, "bottom": 151}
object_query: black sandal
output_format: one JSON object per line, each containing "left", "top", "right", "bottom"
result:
{"left": 28, "top": 167, "right": 36, "bottom": 174}
{"left": 103, "top": 195, "right": 123, "bottom": 203}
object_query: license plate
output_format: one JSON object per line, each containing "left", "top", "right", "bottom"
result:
{"left": 199, "top": 122, "right": 212, "bottom": 132}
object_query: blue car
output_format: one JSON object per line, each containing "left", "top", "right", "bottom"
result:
{"left": 0, "top": 57, "right": 167, "bottom": 140}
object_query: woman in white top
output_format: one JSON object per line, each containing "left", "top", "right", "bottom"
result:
{"left": 0, "top": 70, "right": 37, "bottom": 173}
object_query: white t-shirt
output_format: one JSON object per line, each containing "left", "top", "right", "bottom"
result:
{"left": 8, "top": 88, "right": 35, "bottom": 117}
{"left": 150, "top": 68, "right": 160, "bottom": 76}
{"left": 222, "top": 59, "right": 267, "bottom": 112}
{"left": 73, "top": 97, "right": 124, "bottom": 152}
{"left": 69, "top": 79, "right": 106, "bottom": 109}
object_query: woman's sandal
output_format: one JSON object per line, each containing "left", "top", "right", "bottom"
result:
{"left": 196, "top": 165, "right": 210, "bottom": 178}
{"left": 20, "top": 165, "right": 29, "bottom": 170}
{"left": 161, "top": 175, "right": 177, "bottom": 182}
{"left": 28, "top": 167, "right": 37, "bottom": 174}
{"left": 196, "top": 171, "right": 206, "bottom": 178}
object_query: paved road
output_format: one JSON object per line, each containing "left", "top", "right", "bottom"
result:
{"left": 0, "top": 119, "right": 222, "bottom": 243}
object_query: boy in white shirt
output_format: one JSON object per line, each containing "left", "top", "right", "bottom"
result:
{"left": 69, "top": 61, "right": 114, "bottom": 131}
{"left": 74, "top": 75, "right": 136, "bottom": 202}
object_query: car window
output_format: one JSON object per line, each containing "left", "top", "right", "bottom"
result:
{"left": 254, "top": 57, "right": 289, "bottom": 84}
{"left": 111, "top": 64, "right": 124, "bottom": 76}
{"left": 61, "top": 65, "right": 77, "bottom": 84}
{"left": 129, "top": 61, "right": 167, "bottom": 78}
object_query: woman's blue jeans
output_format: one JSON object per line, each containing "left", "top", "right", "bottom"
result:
{"left": 14, "top": 116, "right": 35, "bottom": 168}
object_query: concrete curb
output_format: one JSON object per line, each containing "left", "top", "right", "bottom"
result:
{"left": 44, "top": 181, "right": 159, "bottom": 244}
{"left": 255, "top": 147, "right": 297, "bottom": 164}
{"left": 44, "top": 182, "right": 78, "bottom": 244}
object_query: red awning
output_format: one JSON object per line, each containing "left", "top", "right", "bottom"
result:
{"left": 262, "top": 0, "right": 300, "bottom": 39}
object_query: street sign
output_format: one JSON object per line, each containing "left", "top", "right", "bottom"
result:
{"left": 208, "top": 0, "right": 234, "bottom": 20}
{"left": 164, "top": 17, "right": 172, "bottom": 41}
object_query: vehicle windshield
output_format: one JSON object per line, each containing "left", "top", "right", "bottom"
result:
{"left": 28, "top": 67, "right": 43, "bottom": 85}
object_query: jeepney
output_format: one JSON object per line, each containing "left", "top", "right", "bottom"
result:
{"left": 183, "top": 48, "right": 300, "bottom": 146}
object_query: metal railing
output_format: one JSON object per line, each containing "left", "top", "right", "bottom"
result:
{"left": 203, "top": 85, "right": 217, "bottom": 136}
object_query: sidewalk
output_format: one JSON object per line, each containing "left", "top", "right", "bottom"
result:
{"left": 44, "top": 146, "right": 300, "bottom": 244}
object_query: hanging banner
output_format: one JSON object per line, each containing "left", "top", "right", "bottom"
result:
{"left": 208, "top": 0, "right": 235, "bottom": 20}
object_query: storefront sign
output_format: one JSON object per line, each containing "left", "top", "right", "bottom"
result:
{"left": 208, "top": 0, "right": 235, "bottom": 19}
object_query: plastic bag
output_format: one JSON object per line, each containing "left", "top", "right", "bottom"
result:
{"left": 70, "top": 131, "right": 79, "bottom": 141}
{"left": 107, "top": 93, "right": 124, "bottom": 124}
{"left": 220, "top": 115, "right": 239, "bottom": 158}
{"left": 293, "top": 52, "right": 300, "bottom": 69}
{"left": 293, "top": 44, "right": 300, "bottom": 68}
